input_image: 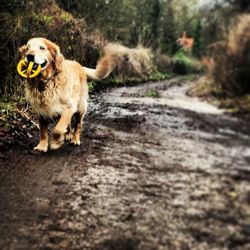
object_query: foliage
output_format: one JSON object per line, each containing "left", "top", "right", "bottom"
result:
{"left": 0, "top": 0, "right": 106, "bottom": 97}
{"left": 58, "top": 0, "right": 199, "bottom": 54}
{"left": 1, "top": 0, "right": 200, "bottom": 98}
{"left": 197, "top": 0, "right": 250, "bottom": 48}
{"left": 153, "top": 52, "right": 173, "bottom": 73}
{"left": 226, "top": 0, "right": 250, "bottom": 12}
{"left": 160, "top": 0, "right": 178, "bottom": 54}
{"left": 4, "top": 0, "right": 250, "bottom": 100}
{"left": 173, "top": 50, "right": 203, "bottom": 75}
{"left": 188, "top": 76, "right": 223, "bottom": 98}
{"left": 218, "top": 95, "right": 250, "bottom": 113}
{"left": 58, "top": 0, "right": 162, "bottom": 48}
{"left": 189, "top": 11, "right": 250, "bottom": 112}
{"left": 192, "top": 19, "right": 203, "bottom": 58}
{"left": 105, "top": 43, "right": 155, "bottom": 80}
{"left": 210, "top": 15, "right": 250, "bottom": 96}
{"left": 146, "top": 89, "right": 159, "bottom": 98}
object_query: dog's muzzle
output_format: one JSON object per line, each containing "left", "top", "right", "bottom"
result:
{"left": 25, "top": 54, "right": 47, "bottom": 69}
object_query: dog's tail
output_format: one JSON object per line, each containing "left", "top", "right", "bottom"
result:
{"left": 83, "top": 54, "right": 115, "bottom": 80}
{"left": 83, "top": 43, "right": 130, "bottom": 80}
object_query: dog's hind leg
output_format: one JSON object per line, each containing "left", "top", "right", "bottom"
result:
{"left": 65, "top": 112, "right": 79, "bottom": 142}
{"left": 69, "top": 96, "right": 88, "bottom": 146}
{"left": 70, "top": 111, "right": 84, "bottom": 146}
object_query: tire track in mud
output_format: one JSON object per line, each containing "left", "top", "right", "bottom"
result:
{"left": 0, "top": 78, "right": 250, "bottom": 250}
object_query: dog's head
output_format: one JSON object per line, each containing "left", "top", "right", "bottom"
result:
{"left": 19, "top": 37, "right": 64, "bottom": 74}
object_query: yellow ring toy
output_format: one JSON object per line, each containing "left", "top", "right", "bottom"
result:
{"left": 17, "top": 59, "right": 42, "bottom": 78}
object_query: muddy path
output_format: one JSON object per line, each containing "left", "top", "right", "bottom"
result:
{"left": 0, "top": 78, "right": 250, "bottom": 250}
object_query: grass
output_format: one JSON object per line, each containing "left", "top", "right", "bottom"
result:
{"left": 0, "top": 97, "right": 27, "bottom": 124}
{"left": 0, "top": 99, "right": 18, "bottom": 129}
{"left": 88, "top": 71, "right": 173, "bottom": 93}
{"left": 148, "top": 72, "right": 174, "bottom": 81}
{"left": 188, "top": 76, "right": 222, "bottom": 97}
{"left": 146, "top": 89, "right": 159, "bottom": 98}
{"left": 210, "top": 15, "right": 250, "bottom": 96}
{"left": 0, "top": 98, "right": 17, "bottom": 115}
{"left": 182, "top": 74, "right": 197, "bottom": 81}
{"left": 173, "top": 50, "right": 203, "bottom": 75}
{"left": 219, "top": 95, "right": 250, "bottom": 113}
{"left": 173, "top": 51, "right": 194, "bottom": 67}
{"left": 88, "top": 81, "right": 98, "bottom": 92}
{"left": 188, "top": 76, "right": 250, "bottom": 114}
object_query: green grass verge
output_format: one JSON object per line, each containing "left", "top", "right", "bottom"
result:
{"left": 88, "top": 71, "right": 173, "bottom": 92}
{"left": 189, "top": 76, "right": 250, "bottom": 114}
{"left": 218, "top": 95, "right": 250, "bottom": 113}
{"left": 173, "top": 50, "right": 203, "bottom": 75}
{"left": 145, "top": 89, "right": 159, "bottom": 98}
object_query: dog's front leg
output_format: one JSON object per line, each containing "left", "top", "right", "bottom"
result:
{"left": 50, "top": 108, "right": 74, "bottom": 150}
{"left": 34, "top": 116, "right": 49, "bottom": 152}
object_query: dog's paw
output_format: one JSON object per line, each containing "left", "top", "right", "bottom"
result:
{"left": 65, "top": 131, "right": 73, "bottom": 142}
{"left": 34, "top": 142, "right": 48, "bottom": 152}
{"left": 50, "top": 142, "right": 63, "bottom": 150}
{"left": 50, "top": 133, "right": 64, "bottom": 150}
{"left": 70, "top": 138, "right": 81, "bottom": 146}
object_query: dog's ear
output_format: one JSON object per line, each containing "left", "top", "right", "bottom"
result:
{"left": 18, "top": 45, "right": 27, "bottom": 57}
{"left": 54, "top": 47, "right": 64, "bottom": 73}
{"left": 45, "top": 39, "right": 64, "bottom": 73}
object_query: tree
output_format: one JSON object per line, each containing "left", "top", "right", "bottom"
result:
{"left": 226, "top": 0, "right": 250, "bottom": 12}
{"left": 150, "top": 0, "right": 161, "bottom": 49}
{"left": 193, "top": 19, "right": 203, "bottom": 57}
{"left": 161, "top": 0, "right": 178, "bottom": 53}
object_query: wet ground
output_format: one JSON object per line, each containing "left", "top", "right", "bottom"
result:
{"left": 0, "top": 78, "right": 250, "bottom": 250}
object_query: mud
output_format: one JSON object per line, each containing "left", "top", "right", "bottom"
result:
{"left": 0, "top": 77, "right": 250, "bottom": 250}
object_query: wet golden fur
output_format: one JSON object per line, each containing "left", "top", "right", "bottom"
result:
{"left": 19, "top": 37, "right": 112, "bottom": 152}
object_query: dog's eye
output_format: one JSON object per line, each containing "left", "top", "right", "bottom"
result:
{"left": 40, "top": 46, "right": 45, "bottom": 50}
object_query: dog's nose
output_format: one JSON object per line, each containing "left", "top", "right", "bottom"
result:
{"left": 26, "top": 54, "right": 34, "bottom": 62}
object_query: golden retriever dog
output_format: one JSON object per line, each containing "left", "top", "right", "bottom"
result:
{"left": 19, "top": 37, "right": 115, "bottom": 152}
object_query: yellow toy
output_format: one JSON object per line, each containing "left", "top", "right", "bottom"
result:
{"left": 17, "top": 59, "right": 42, "bottom": 78}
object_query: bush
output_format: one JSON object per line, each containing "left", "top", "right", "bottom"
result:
{"left": 172, "top": 50, "right": 203, "bottom": 75}
{"left": 153, "top": 52, "right": 173, "bottom": 73}
{"left": 210, "top": 14, "right": 250, "bottom": 96}
{"left": 103, "top": 43, "right": 156, "bottom": 81}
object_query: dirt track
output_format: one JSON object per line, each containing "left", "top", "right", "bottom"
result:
{"left": 0, "top": 78, "right": 250, "bottom": 250}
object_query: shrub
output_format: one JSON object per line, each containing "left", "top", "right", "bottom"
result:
{"left": 153, "top": 52, "right": 173, "bottom": 73}
{"left": 103, "top": 43, "right": 156, "bottom": 81}
{"left": 172, "top": 50, "right": 203, "bottom": 75}
{"left": 210, "top": 14, "right": 250, "bottom": 96}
